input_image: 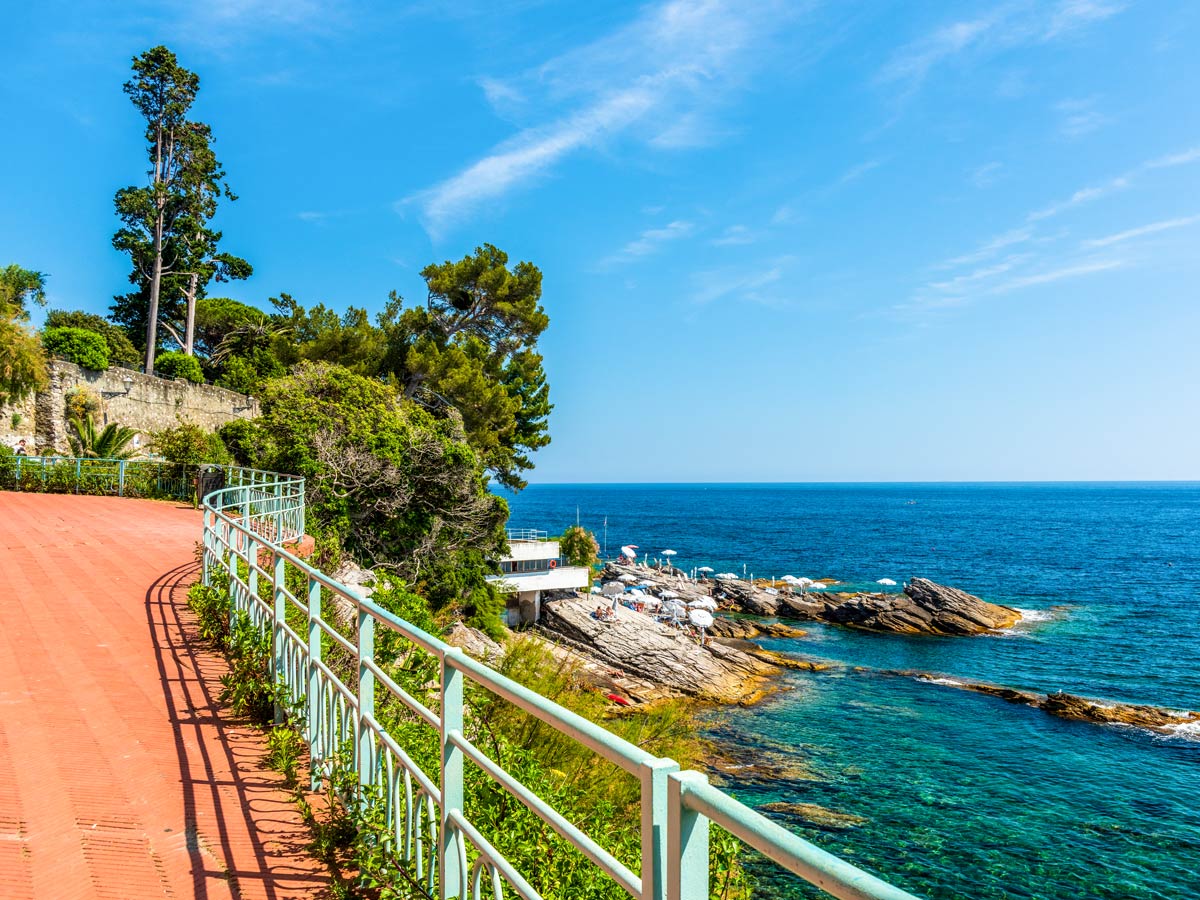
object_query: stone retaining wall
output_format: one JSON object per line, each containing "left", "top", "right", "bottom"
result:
{"left": 1, "top": 360, "right": 259, "bottom": 455}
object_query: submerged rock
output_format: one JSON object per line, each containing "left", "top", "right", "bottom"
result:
{"left": 759, "top": 802, "right": 867, "bottom": 831}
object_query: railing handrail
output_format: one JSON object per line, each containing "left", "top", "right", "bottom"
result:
{"left": 199, "top": 472, "right": 922, "bottom": 900}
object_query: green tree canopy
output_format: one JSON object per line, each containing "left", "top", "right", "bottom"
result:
{"left": 233, "top": 362, "right": 509, "bottom": 631}
{"left": 42, "top": 327, "right": 110, "bottom": 370}
{"left": 382, "top": 244, "right": 552, "bottom": 490}
{"left": 559, "top": 526, "right": 600, "bottom": 570}
{"left": 44, "top": 310, "right": 139, "bottom": 367}
{"left": 0, "top": 265, "right": 49, "bottom": 404}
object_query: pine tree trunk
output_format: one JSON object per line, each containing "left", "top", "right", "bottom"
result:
{"left": 184, "top": 271, "right": 199, "bottom": 355}
{"left": 144, "top": 216, "right": 164, "bottom": 376}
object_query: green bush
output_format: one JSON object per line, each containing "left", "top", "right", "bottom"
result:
{"left": 152, "top": 420, "right": 230, "bottom": 466}
{"left": 155, "top": 350, "right": 204, "bottom": 383}
{"left": 41, "top": 326, "right": 109, "bottom": 370}
{"left": 44, "top": 310, "right": 139, "bottom": 366}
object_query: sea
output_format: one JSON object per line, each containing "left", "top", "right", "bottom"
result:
{"left": 499, "top": 483, "right": 1200, "bottom": 900}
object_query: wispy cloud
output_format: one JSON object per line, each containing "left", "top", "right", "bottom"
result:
{"left": 880, "top": 1, "right": 1123, "bottom": 91}
{"left": 692, "top": 257, "right": 795, "bottom": 306}
{"left": 602, "top": 220, "right": 695, "bottom": 266}
{"left": 1056, "top": 97, "right": 1112, "bottom": 138}
{"left": 993, "top": 258, "right": 1123, "bottom": 292}
{"left": 936, "top": 227, "right": 1034, "bottom": 269}
{"left": 970, "top": 161, "right": 1003, "bottom": 188}
{"left": 710, "top": 224, "right": 757, "bottom": 246}
{"left": 1029, "top": 143, "right": 1200, "bottom": 221}
{"left": 410, "top": 0, "right": 800, "bottom": 237}
{"left": 1081, "top": 215, "right": 1200, "bottom": 248}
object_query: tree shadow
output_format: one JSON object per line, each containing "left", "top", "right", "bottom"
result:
{"left": 144, "top": 562, "right": 329, "bottom": 899}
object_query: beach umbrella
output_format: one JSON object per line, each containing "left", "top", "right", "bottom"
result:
{"left": 688, "top": 609, "right": 714, "bottom": 629}
{"left": 688, "top": 597, "right": 717, "bottom": 610}
{"left": 620, "top": 545, "right": 638, "bottom": 559}
{"left": 808, "top": 582, "right": 827, "bottom": 590}
{"left": 662, "top": 549, "right": 677, "bottom": 560}
{"left": 663, "top": 599, "right": 687, "bottom": 616}
{"left": 876, "top": 578, "right": 897, "bottom": 586}
{"left": 696, "top": 566, "right": 714, "bottom": 573}
{"left": 618, "top": 574, "right": 638, "bottom": 583}
{"left": 659, "top": 590, "right": 680, "bottom": 599}
{"left": 640, "top": 595, "right": 662, "bottom": 608}
{"left": 780, "top": 575, "right": 799, "bottom": 584}
{"left": 603, "top": 581, "right": 625, "bottom": 596}
{"left": 627, "top": 589, "right": 647, "bottom": 600}
{"left": 795, "top": 577, "right": 814, "bottom": 585}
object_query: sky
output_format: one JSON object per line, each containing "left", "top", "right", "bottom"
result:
{"left": 1, "top": 0, "right": 1198, "bottom": 482}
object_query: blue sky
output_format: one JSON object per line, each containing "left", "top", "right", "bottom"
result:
{"left": 2, "top": 1, "right": 1198, "bottom": 482}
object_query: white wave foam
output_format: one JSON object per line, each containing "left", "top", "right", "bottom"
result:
{"left": 918, "top": 676, "right": 965, "bottom": 687}
{"left": 1164, "top": 720, "right": 1200, "bottom": 738}
{"left": 1014, "top": 608, "right": 1057, "bottom": 623}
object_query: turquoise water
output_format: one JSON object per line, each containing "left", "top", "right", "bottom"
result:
{"left": 501, "top": 483, "right": 1200, "bottom": 899}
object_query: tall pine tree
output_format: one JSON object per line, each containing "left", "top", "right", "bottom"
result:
{"left": 111, "top": 46, "right": 250, "bottom": 374}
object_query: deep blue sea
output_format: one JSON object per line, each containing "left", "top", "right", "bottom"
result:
{"left": 500, "top": 483, "right": 1200, "bottom": 900}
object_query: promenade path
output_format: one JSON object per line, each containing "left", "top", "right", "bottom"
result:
{"left": 0, "top": 492, "right": 328, "bottom": 899}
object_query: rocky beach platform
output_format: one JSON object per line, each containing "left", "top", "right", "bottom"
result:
{"left": 538, "top": 596, "right": 783, "bottom": 704}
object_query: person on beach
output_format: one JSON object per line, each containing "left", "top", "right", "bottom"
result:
{"left": 15, "top": 439, "right": 29, "bottom": 455}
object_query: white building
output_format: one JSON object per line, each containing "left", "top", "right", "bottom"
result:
{"left": 488, "top": 529, "right": 591, "bottom": 627}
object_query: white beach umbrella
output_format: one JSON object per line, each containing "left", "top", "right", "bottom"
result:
{"left": 662, "top": 549, "right": 677, "bottom": 560}
{"left": 627, "top": 589, "right": 647, "bottom": 600}
{"left": 795, "top": 577, "right": 814, "bottom": 585}
{"left": 620, "top": 545, "right": 638, "bottom": 559}
{"left": 876, "top": 578, "right": 897, "bottom": 586}
{"left": 780, "top": 575, "right": 799, "bottom": 584}
{"left": 603, "top": 581, "right": 625, "bottom": 596}
{"left": 659, "top": 590, "right": 680, "bottom": 599}
{"left": 808, "top": 582, "right": 827, "bottom": 590}
{"left": 696, "top": 566, "right": 714, "bottom": 573}
{"left": 688, "top": 609, "right": 714, "bottom": 629}
{"left": 640, "top": 595, "right": 662, "bottom": 608}
{"left": 618, "top": 574, "right": 638, "bottom": 583}
{"left": 663, "top": 599, "right": 687, "bottom": 616}
{"left": 688, "top": 597, "right": 717, "bottom": 610}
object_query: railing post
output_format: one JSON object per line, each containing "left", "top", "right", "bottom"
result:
{"left": 439, "top": 648, "right": 465, "bottom": 900}
{"left": 118, "top": 459, "right": 126, "bottom": 497}
{"left": 356, "top": 603, "right": 375, "bottom": 796}
{"left": 666, "top": 771, "right": 710, "bottom": 900}
{"left": 75, "top": 458, "right": 81, "bottom": 494}
{"left": 307, "top": 574, "right": 322, "bottom": 790}
{"left": 247, "top": 534, "right": 259, "bottom": 624}
{"left": 642, "top": 757, "right": 680, "bottom": 900}
{"left": 272, "top": 551, "right": 286, "bottom": 723}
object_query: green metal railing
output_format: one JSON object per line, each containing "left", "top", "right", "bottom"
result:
{"left": 0, "top": 455, "right": 193, "bottom": 499}
{"left": 201, "top": 472, "right": 921, "bottom": 900}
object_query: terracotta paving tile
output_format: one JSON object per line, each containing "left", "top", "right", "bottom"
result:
{"left": 0, "top": 492, "right": 329, "bottom": 899}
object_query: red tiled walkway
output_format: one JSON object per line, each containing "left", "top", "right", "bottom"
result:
{"left": 0, "top": 492, "right": 328, "bottom": 899}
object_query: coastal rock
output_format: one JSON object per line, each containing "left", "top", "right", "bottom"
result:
{"left": 1039, "top": 691, "right": 1200, "bottom": 732}
{"left": 707, "top": 617, "right": 808, "bottom": 640}
{"left": 904, "top": 672, "right": 1200, "bottom": 736}
{"left": 821, "top": 578, "right": 1021, "bottom": 635}
{"left": 446, "top": 622, "right": 505, "bottom": 663}
{"left": 540, "top": 597, "right": 780, "bottom": 704}
{"left": 759, "top": 802, "right": 867, "bottom": 831}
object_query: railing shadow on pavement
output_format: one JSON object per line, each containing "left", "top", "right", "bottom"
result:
{"left": 143, "top": 561, "right": 327, "bottom": 900}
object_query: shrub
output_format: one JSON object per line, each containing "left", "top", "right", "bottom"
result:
{"left": 42, "top": 326, "right": 109, "bottom": 370}
{"left": 152, "top": 420, "right": 230, "bottom": 466}
{"left": 44, "top": 310, "right": 139, "bottom": 366}
{"left": 64, "top": 386, "right": 103, "bottom": 423}
{"left": 155, "top": 350, "right": 204, "bottom": 383}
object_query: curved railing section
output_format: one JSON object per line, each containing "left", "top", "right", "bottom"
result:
{"left": 201, "top": 471, "right": 922, "bottom": 900}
